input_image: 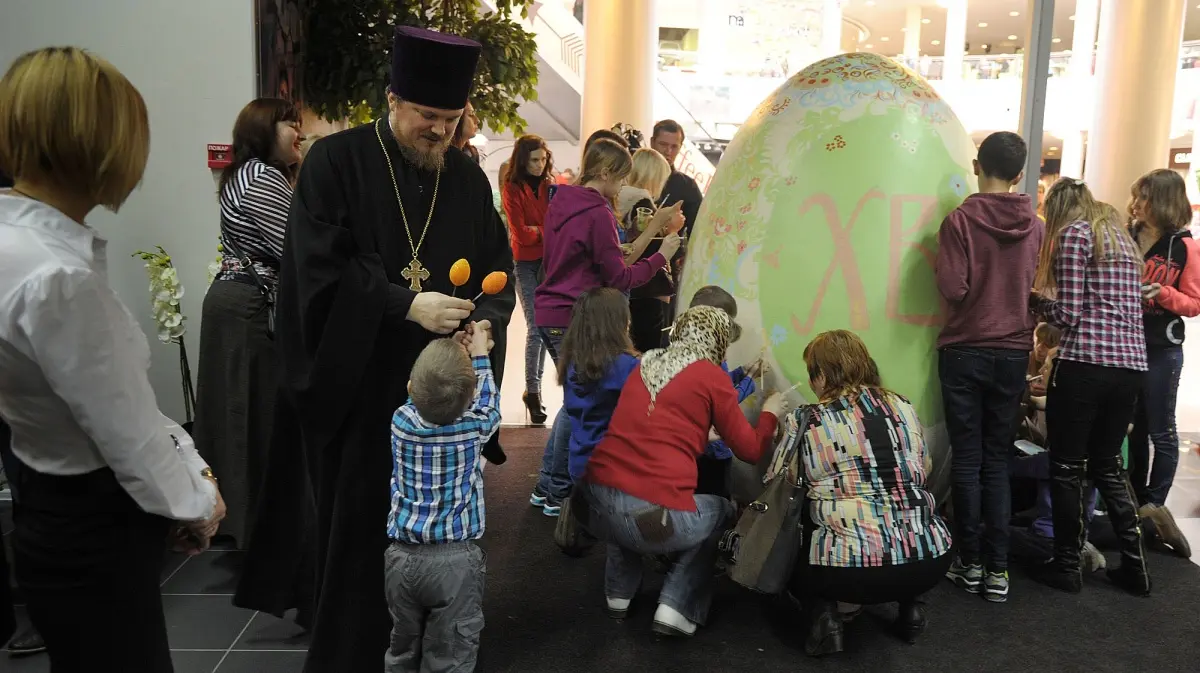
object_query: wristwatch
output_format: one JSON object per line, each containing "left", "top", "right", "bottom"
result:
{"left": 201, "top": 467, "right": 218, "bottom": 483}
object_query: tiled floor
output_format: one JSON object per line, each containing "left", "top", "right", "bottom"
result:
{"left": 3, "top": 543, "right": 307, "bottom": 673}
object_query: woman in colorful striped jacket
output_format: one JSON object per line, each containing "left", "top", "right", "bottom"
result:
{"left": 782, "top": 330, "right": 952, "bottom": 658}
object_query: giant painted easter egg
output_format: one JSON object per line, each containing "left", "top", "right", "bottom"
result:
{"left": 679, "top": 53, "right": 977, "bottom": 501}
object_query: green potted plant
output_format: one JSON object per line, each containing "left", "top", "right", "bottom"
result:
{"left": 301, "top": 0, "right": 540, "bottom": 132}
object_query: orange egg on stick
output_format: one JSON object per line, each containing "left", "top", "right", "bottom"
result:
{"left": 449, "top": 258, "right": 470, "bottom": 297}
{"left": 472, "top": 271, "right": 508, "bottom": 302}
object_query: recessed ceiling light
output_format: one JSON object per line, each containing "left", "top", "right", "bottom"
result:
{"left": 1052, "top": 37, "right": 1062, "bottom": 43}
{"left": 1008, "top": 35, "right": 1019, "bottom": 40}
{"left": 881, "top": 36, "right": 890, "bottom": 41}
{"left": 1049, "top": 147, "right": 1059, "bottom": 151}
{"left": 981, "top": 44, "right": 989, "bottom": 49}
{"left": 1010, "top": 11, "right": 1020, "bottom": 17}
{"left": 932, "top": 40, "right": 941, "bottom": 45}
{"left": 978, "top": 22, "right": 988, "bottom": 27}
{"left": 865, "top": 0, "right": 875, "bottom": 5}
{"left": 922, "top": 18, "right": 931, "bottom": 24}
{"left": 865, "top": 43, "right": 874, "bottom": 48}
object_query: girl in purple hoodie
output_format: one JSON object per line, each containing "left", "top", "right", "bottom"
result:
{"left": 529, "top": 138, "right": 682, "bottom": 515}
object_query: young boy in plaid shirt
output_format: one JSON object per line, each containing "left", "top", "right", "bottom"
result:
{"left": 384, "top": 323, "right": 500, "bottom": 673}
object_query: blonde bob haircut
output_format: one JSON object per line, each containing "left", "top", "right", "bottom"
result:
{"left": 0, "top": 47, "right": 150, "bottom": 212}
{"left": 627, "top": 148, "right": 671, "bottom": 197}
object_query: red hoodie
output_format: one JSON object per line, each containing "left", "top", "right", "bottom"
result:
{"left": 935, "top": 192, "right": 1045, "bottom": 350}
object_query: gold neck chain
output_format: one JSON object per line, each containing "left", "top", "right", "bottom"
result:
{"left": 375, "top": 118, "right": 441, "bottom": 291}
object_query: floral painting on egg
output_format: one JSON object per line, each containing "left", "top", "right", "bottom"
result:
{"left": 678, "top": 53, "right": 978, "bottom": 500}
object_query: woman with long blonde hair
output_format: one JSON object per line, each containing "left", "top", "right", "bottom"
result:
{"left": 1029, "top": 178, "right": 1150, "bottom": 597}
{"left": 0, "top": 47, "right": 223, "bottom": 669}
{"left": 1125, "top": 168, "right": 1200, "bottom": 557}
{"left": 617, "top": 147, "right": 684, "bottom": 351}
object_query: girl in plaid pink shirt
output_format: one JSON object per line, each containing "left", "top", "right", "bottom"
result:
{"left": 1029, "top": 179, "right": 1151, "bottom": 597}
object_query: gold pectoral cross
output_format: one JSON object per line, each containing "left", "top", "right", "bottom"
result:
{"left": 402, "top": 258, "right": 430, "bottom": 292}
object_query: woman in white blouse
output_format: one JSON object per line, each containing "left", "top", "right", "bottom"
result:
{"left": 0, "top": 47, "right": 225, "bottom": 671}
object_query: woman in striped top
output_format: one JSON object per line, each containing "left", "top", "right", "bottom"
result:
{"left": 193, "top": 98, "right": 301, "bottom": 549}
{"left": 1029, "top": 179, "right": 1151, "bottom": 597}
{"left": 783, "top": 330, "right": 952, "bottom": 657}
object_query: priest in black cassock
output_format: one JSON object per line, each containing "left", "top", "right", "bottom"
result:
{"left": 234, "top": 26, "right": 514, "bottom": 673}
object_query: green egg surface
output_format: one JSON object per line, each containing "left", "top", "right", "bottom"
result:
{"left": 679, "top": 53, "right": 978, "bottom": 494}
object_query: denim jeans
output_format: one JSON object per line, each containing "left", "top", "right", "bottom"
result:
{"left": 581, "top": 482, "right": 733, "bottom": 625}
{"left": 513, "top": 260, "right": 547, "bottom": 395}
{"left": 939, "top": 346, "right": 1029, "bottom": 571}
{"left": 1129, "top": 346, "right": 1184, "bottom": 507}
{"left": 535, "top": 327, "right": 571, "bottom": 503}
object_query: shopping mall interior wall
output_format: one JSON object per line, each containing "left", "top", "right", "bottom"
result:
{"left": 0, "top": 0, "right": 256, "bottom": 424}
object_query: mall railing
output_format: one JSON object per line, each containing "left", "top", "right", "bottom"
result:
{"left": 660, "top": 39, "right": 1200, "bottom": 83}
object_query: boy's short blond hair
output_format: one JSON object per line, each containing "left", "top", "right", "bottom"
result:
{"left": 0, "top": 47, "right": 150, "bottom": 211}
{"left": 410, "top": 339, "right": 476, "bottom": 426}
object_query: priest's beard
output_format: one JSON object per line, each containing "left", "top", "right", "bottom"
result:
{"left": 392, "top": 126, "right": 452, "bottom": 173}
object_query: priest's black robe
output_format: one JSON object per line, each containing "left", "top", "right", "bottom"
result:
{"left": 233, "top": 121, "right": 515, "bottom": 673}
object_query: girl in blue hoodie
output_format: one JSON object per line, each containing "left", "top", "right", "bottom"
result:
{"left": 557, "top": 288, "right": 641, "bottom": 481}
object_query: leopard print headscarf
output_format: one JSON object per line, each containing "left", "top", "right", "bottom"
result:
{"left": 640, "top": 305, "right": 732, "bottom": 411}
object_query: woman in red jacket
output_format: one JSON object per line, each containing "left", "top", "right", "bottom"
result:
{"left": 1127, "top": 168, "right": 1200, "bottom": 558}
{"left": 580, "top": 306, "right": 784, "bottom": 638}
{"left": 501, "top": 135, "right": 554, "bottom": 423}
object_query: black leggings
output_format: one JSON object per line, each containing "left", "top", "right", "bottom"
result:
{"left": 792, "top": 553, "right": 953, "bottom": 604}
{"left": 790, "top": 502, "right": 952, "bottom": 604}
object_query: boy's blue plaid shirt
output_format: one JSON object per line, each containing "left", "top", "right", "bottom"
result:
{"left": 387, "top": 356, "right": 501, "bottom": 544}
{"left": 705, "top": 362, "right": 756, "bottom": 460}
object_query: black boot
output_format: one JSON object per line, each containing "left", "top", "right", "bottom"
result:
{"left": 1030, "top": 456, "right": 1086, "bottom": 593}
{"left": 1091, "top": 456, "right": 1152, "bottom": 597}
{"left": 522, "top": 392, "right": 548, "bottom": 425}
{"left": 894, "top": 600, "right": 927, "bottom": 644}
{"left": 804, "top": 600, "right": 843, "bottom": 657}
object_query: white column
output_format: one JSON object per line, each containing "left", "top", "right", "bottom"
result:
{"left": 581, "top": 0, "right": 657, "bottom": 136}
{"left": 1058, "top": 0, "right": 1099, "bottom": 179}
{"left": 1018, "top": 0, "right": 1056, "bottom": 198}
{"left": 942, "top": 0, "right": 967, "bottom": 81}
{"left": 821, "top": 0, "right": 842, "bottom": 59}
{"left": 1084, "top": 0, "right": 1187, "bottom": 207}
{"left": 697, "top": 0, "right": 728, "bottom": 75}
{"left": 904, "top": 6, "right": 922, "bottom": 60}
{"left": 1189, "top": 109, "right": 1200, "bottom": 208}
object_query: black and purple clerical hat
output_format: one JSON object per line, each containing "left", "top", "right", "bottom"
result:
{"left": 389, "top": 25, "right": 481, "bottom": 111}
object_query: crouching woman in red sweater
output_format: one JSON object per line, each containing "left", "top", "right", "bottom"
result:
{"left": 579, "top": 306, "right": 784, "bottom": 638}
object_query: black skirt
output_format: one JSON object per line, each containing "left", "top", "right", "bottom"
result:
{"left": 192, "top": 278, "right": 278, "bottom": 548}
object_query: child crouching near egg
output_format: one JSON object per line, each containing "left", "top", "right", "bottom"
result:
{"left": 384, "top": 324, "right": 499, "bottom": 672}
{"left": 688, "top": 286, "right": 766, "bottom": 500}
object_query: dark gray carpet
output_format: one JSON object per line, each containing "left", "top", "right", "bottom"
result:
{"left": 479, "top": 428, "right": 1200, "bottom": 673}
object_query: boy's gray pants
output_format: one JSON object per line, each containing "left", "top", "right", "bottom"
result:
{"left": 384, "top": 540, "right": 486, "bottom": 673}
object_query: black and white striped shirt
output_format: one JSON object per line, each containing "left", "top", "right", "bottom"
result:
{"left": 217, "top": 159, "right": 292, "bottom": 285}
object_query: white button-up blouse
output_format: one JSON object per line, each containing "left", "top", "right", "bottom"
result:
{"left": 0, "top": 193, "right": 216, "bottom": 521}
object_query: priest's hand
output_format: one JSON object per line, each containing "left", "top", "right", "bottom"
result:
{"left": 407, "top": 293, "right": 475, "bottom": 334}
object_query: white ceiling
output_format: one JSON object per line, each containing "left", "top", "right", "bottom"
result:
{"left": 841, "top": 0, "right": 1200, "bottom": 57}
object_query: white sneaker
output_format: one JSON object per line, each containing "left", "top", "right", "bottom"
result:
{"left": 605, "top": 596, "right": 631, "bottom": 619}
{"left": 651, "top": 603, "right": 697, "bottom": 637}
